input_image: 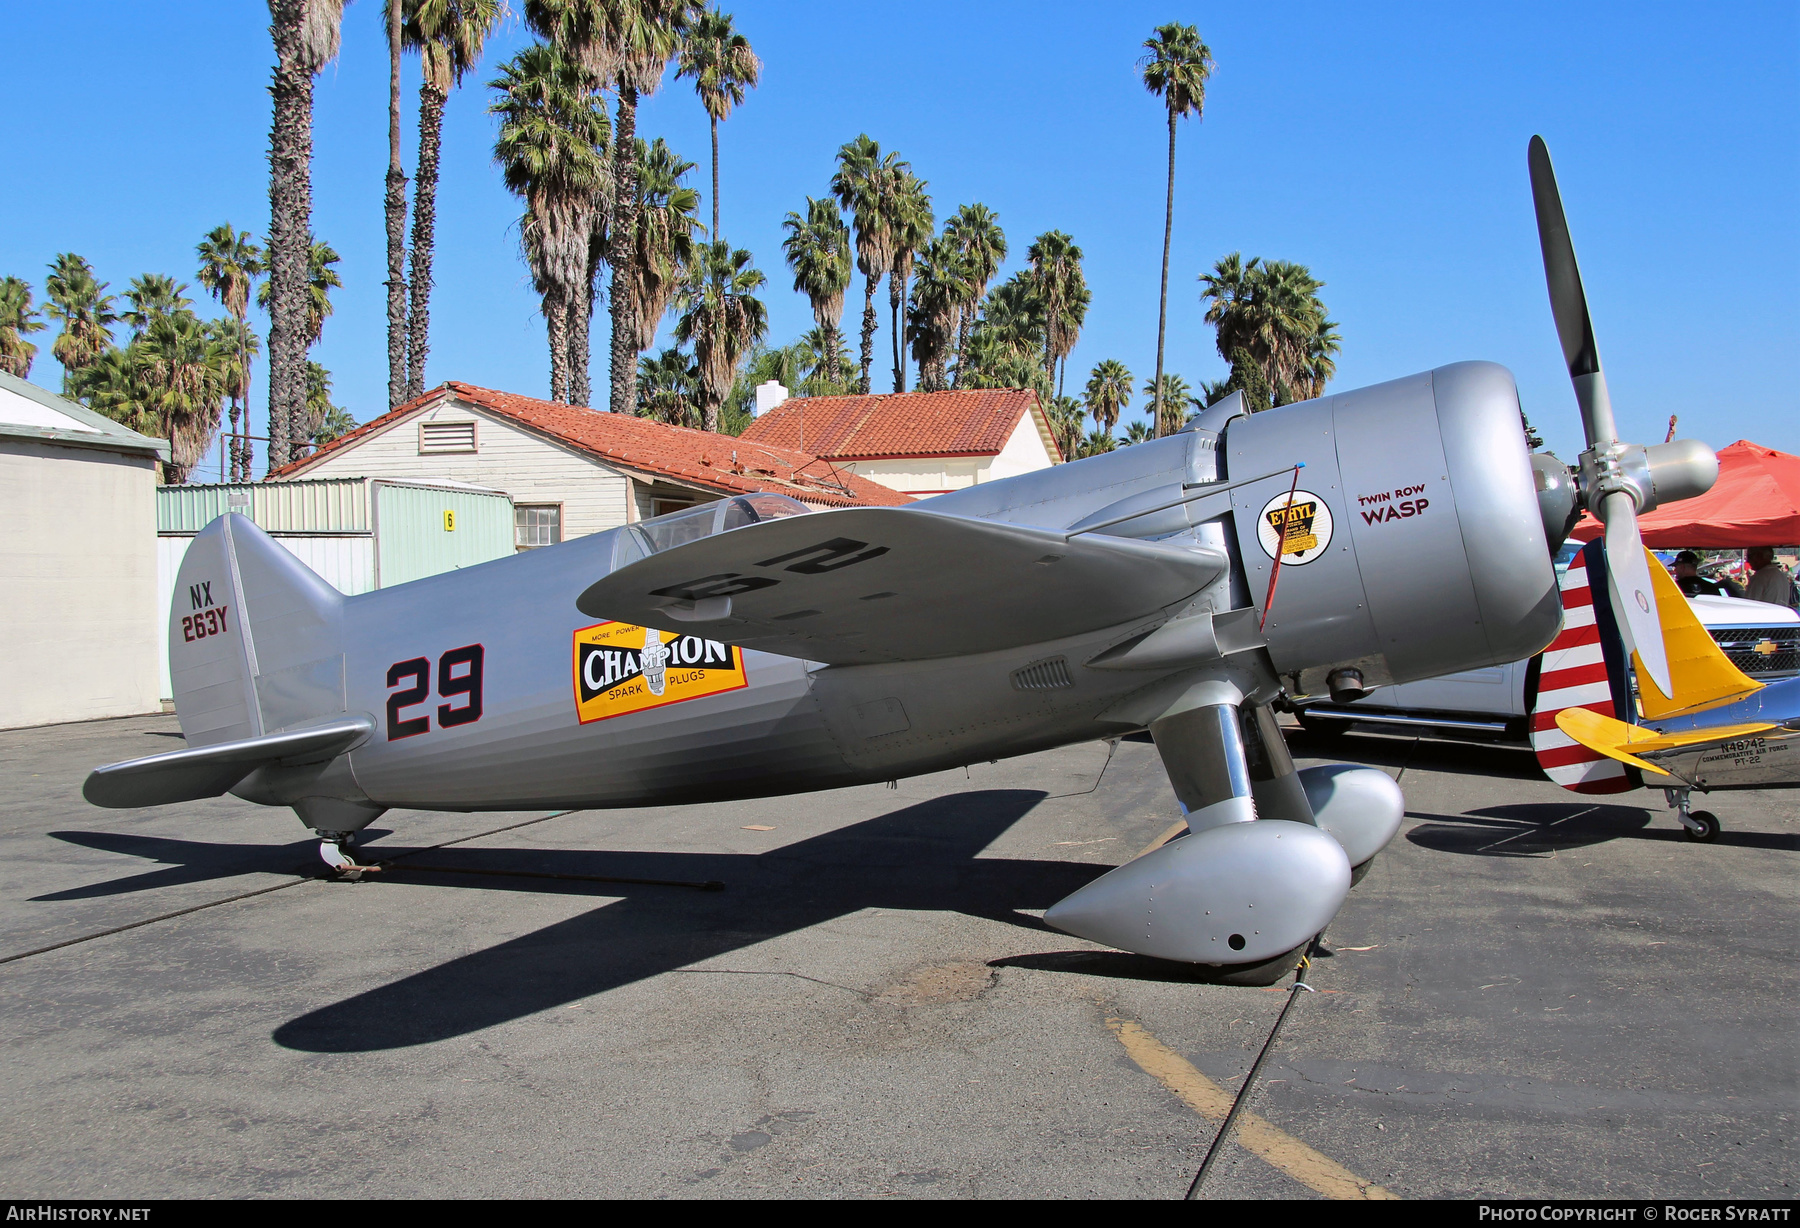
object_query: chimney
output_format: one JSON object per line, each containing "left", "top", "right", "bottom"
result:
{"left": 753, "top": 380, "right": 789, "bottom": 418}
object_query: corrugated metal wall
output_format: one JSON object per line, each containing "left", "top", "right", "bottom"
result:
{"left": 154, "top": 535, "right": 376, "bottom": 699}
{"left": 153, "top": 479, "right": 512, "bottom": 699}
{"left": 157, "top": 478, "right": 370, "bottom": 534}
{"left": 375, "top": 481, "right": 515, "bottom": 586}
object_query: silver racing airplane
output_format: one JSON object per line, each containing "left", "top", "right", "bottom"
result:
{"left": 82, "top": 139, "right": 1720, "bottom": 980}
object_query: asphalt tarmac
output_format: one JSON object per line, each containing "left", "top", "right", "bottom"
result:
{"left": 0, "top": 714, "right": 1792, "bottom": 1199}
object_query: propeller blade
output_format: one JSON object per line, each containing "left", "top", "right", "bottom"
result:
{"left": 1599, "top": 490, "right": 1672, "bottom": 700}
{"left": 1528, "top": 135, "right": 1618, "bottom": 447}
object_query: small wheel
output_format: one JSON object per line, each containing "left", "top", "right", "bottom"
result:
{"left": 1683, "top": 811, "right": 1721, "bottom": 843}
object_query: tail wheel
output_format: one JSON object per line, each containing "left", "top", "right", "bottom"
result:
{"left": 1683, "top": 810, "right": 1721, "bottom": 843}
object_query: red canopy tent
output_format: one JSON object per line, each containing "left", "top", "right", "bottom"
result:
{"left": 1568, "top": 440, "right": 1800, "bottom": 548}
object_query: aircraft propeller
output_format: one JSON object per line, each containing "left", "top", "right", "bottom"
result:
{"left": 1527, "top": 135, "right": 1717, "bottom": 700}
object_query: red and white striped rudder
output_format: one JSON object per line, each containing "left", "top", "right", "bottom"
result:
{"left": 1530, "top": 546, "right": 1634, "bottom": 794}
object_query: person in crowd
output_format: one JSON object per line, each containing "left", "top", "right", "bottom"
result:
{"left": 1745, "top": 546, "right": 1799, "bottom": 609}
{"left": 1670, "top": 550, "right": 1742, "bottom": 598}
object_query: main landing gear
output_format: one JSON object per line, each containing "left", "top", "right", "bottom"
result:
{"left": 1663, "top": 787, "right": 1721, "bottom": 843}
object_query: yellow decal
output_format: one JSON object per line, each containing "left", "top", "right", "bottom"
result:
{"left": 1255, "top": 489, "right": 1334, "bottom": 565}
{"left": 572, "top": 621, "right": 747, "bottom": 724}
{"left": 443, "top": 509, "right": 456, "bottom": 532}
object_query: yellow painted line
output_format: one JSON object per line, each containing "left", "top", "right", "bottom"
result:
{"left": 1135, "top": 820, "right": 1190, "bottom": 860}
{"left": 1106, "top": 1016, "right": 1398, "bottom": 1201}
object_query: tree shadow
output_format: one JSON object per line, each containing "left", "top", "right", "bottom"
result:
{"left": 30, "top": 828, "right": 395, "bottom": 900}
{"left": 271, "top": 790, "right": 1104, "bottom": 1054}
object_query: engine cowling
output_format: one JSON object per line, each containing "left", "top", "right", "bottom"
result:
{"left": 1222, "top": 361, "right": 1561, "bottom": 697}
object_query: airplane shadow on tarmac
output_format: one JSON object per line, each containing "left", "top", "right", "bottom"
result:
{"left": 1406, "top": 803, "right": 1800, "bottom": 856}
{"left": 266, "top": 789, "right": 1106, "bottom": 1054}
{"left": 34, "top": 829, "right": 394, "bottom": 900}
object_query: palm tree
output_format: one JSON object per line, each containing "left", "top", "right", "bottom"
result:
{"left": 1199, "top": 253, "right": 1339, "bottom": 407}
{"left": 957, "top": 272, "right": 1050, "bottom": 399}
{"left": 797, "top": 326, "right": 851, "bottom": 394}
{"left": 211, "top": 317, "right": 261, "bottom": 478}
{"left": 636, "top": 346, "right": 699, "bottom": 426}
{"left": 384, "top": 0, "right": 408, "bottom": 411}
{"left": 1142, "top": 371, "right": 1191, "bottom": 436}
{"left": 196, "top": 224, "right": 265, "bottom": 480}
{"left": 1081, "top": 428, "right": 1116, "bottom": 457}
{"left": 673, "top": 240, "right": 766, "bottom": 431}
{"left": 830, "top": 134, "right": 903, "bottom": 394}
{"left": 401, "top": 0, "right": 505, "bottom": 401}
{"left": 1046, "top": 394, "right": 1085, "bottom": 462}
{"left": 1026, "top": 230, "right": 1085, "bottom": 395}
{"left": 256, "top": 238, "right": 340, "bottom": 353}
{"left": 525, "top": 0, "right": 702, "bottom": 416}
{"left": 780, "top": 196, "right": 851, "bottom": 386}
{"left": 266, "top": 0, "right": 347, "bottom": 471}
{"left": 78, "top": 313, "right": 232, "bottom": 483}
{"left": 628, "top": 137, "right": 703, "bottom": 354}
{"left": 313, "top": 400, "right": 358, "bottom": 446}
{"left": 675, "top": 8, "right": 759, "bottom": 241}
{"left": 1139, "top": 22, "right": 1213, "bottom": 437}
{"left": 72, "top": 348, "right": 158, "bottom": 439}
{"left": 1122, "top": 420, "right": 1152, "bottom": 446}
{"left": 884, "top": 170, "right": 933, "bottom": 392}
{"left": 122, "top": 276, "right": 193, "bottom": 337}
{"left": 0, "top": 277, "right": 45, "bottom": 379}
{"left": 491, "top": 41, "right": 611, "bottom": 404}
{"left": 44, "top": 254, "right": 118, "bottom": 394}
{"left": 905, "top": 235, "right": 969, "bottom": 393}
{"left": 942, "top": 203, "right": 1005, "bottom": 384}
{"left": 1083, "top": 359, "right": 1131, "bottom": 437}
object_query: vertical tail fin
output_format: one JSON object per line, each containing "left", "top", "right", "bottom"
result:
{"left": 1531, "top": 540, "right": 1638, "bottom": 793}
{"left": 170, "top": 514, "right": 348, "bottom": 748}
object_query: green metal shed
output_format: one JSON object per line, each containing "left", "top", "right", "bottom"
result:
{"left": 154, "top": 477, "right": 512, "bottom": 697}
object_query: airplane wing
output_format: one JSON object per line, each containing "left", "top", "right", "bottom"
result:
{"left": 577, "top": 506, "right": 1228, "bottom": 665}
{"left": 1554, "top": 707, "right": 1777, "bottom": 777}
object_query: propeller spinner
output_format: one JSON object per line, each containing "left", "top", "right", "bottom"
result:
{"left": 1527, "top": 136, "right": 1717, "bottom": 700}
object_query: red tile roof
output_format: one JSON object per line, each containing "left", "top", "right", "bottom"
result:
{"left": 271, "top": 382, "right": 913, "bottom": 508}
{"left": 737, "top": 388, "right": 1060, "bottom": 463}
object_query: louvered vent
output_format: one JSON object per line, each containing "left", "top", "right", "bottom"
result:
{"left": 1011, "top": 657, "right": 1073, "bottom": 692}
{"left": 419, "top": 420, "right": 478, "bottom": 453}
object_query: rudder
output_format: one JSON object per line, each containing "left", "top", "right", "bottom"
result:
{"left": 170, "top": 513, "right": 348, "bottom": 747}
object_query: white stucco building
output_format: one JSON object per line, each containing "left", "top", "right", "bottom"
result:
{"left": 274, "top": 381, "right": 910, "bottom": 547}
{"left": 0, "top": 372, "right": 168, "bottom": 729}
{"left": 737, "top": 388, "right": 1062, "bottom": 498}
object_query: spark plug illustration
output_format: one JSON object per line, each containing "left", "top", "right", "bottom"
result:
{"left": 641, "top": 626, "right": 670, "bottom": 696}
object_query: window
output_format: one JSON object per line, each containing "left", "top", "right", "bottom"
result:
{"left": 514, "top": 504, "right": 562, "bottom": 550}
{"left": 420, "top": 420, "right": 478, "bottom": 453}
{"left": 650, "top": 497, "right": 695, "bottom": 519}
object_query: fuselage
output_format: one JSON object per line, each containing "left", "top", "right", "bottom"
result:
{"left": 331, "top": 431, "right": 1217, "bottom": 812}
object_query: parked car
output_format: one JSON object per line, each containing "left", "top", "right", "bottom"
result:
{"left": 1291, "top": 546, "right": 1800, "bottom": 741}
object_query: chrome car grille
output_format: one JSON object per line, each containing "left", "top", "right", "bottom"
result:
{"left": 1711, "top": 626, "right": 1800, "bottom": 677}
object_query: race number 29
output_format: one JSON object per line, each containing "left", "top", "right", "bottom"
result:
{"left": 386, "top": 644, "right": 485, "bottom": 740}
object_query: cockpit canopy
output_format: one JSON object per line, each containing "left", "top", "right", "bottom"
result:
{"left": 611, "top": 493, "right": 813, "bottom": 569}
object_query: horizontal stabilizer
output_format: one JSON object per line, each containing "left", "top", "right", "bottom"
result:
{"left": 83, "top": 717, "right": 373, "bottom": 809}
{"left": 578, "top": 507, "right": 1228, "bottom": 665}
{"left": 1554, "top": 707, "right": 1775, "bottom": 777}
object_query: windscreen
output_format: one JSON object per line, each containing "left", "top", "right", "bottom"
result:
{"left": 611, "top": 494, "right": 813, "bottom": 569}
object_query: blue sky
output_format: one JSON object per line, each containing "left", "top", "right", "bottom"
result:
{"left": 3, "top": 2, "right": 1795, "bottom": 481}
